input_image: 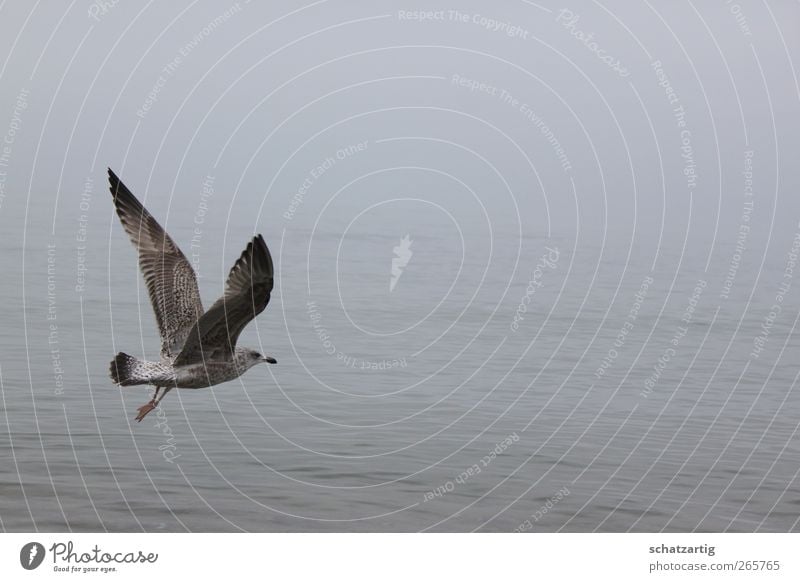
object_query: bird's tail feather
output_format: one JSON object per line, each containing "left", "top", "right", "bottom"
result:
{"left": 109, "top": 352, "right": 147, "bottom": 386}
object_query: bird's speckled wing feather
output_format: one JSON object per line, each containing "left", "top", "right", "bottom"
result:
{"left": 174, "top": 234, "right": 273, "bottom": 365}
{"left": 108, "top": 169, "right": 203, "bottom": 358}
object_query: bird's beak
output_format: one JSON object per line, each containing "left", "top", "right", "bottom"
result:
{"left": 264, "top": 356, "right": 277, "bottom": 364}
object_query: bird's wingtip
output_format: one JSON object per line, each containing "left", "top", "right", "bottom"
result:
{"left": 257, "top": 234, "right": 271, "bottom": 256}
{"left": 107, "top": 168, "right": 120, "bottom": 189}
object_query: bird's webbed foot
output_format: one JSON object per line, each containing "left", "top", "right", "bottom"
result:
{"left": 135, "top": 400, "right": 157, "bottom": 422}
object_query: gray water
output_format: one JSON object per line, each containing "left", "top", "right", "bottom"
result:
{"left": 1, "top": 0, "right": 799, "bottom": 532}
{"left": 2, "top": 209, "right": 799, "bottom": 532}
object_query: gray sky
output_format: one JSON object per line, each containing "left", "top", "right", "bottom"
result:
{"left": 0, "top": 0, "right": 799, "bottom": 273}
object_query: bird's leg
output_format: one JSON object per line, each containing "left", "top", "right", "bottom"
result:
{"left": 154, "top": 386, "right": 173, "bottom": 407}
{"left": 135, "top": 386, "right": 161, "bottom": 423}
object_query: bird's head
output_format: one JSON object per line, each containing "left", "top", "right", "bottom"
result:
{"left": 247, "top": 349, "right": 277, "bottom": 366}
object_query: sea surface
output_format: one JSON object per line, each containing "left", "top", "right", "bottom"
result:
{"left": 1, "top": 200, "right": 799, "bottom": 533}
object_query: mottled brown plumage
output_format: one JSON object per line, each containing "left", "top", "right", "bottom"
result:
{"left": 108, "top": 169, "right": 203, "bottom": 359}
{"left": 107, "top": 169, "right": 276, "bottom": 422}
{"left": 175, "top": 235, "right": 273, "bottom": 365}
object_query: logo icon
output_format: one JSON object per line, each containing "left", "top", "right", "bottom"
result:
{"left": 390, "top": 234, "right": 413, "bottom": 292}
{"left": 20, "top": 542, "right": 45, "bottom": 570}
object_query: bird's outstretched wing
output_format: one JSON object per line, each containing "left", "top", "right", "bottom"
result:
{"left": 174, "top": 234, "right": 273, "bottom": 365}
{"left": 108, "top": 168, "right": 203, "bottom": 358}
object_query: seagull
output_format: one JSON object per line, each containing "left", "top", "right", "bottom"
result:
{"left": 107, "top": 168, "right": 277, "bottom": 422}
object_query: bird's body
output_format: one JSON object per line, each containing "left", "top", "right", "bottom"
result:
{"left": 106, "top": 169, "right": 276, "bottom": 421}
{"left": 110, "top": 348, "right": 266, "bottom": 389}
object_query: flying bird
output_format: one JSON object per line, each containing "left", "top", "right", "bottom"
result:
{"left": 107, "top": 168, "right": 276, "bottom": 422}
